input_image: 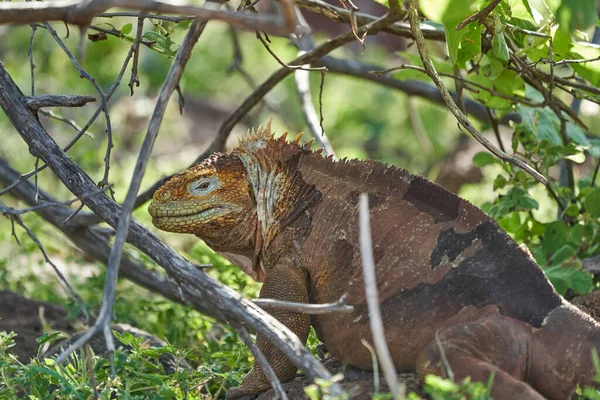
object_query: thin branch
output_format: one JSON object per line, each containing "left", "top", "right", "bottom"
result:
{"left": 358, "top": 193, "right": 400, "bottom": 399}
{"left": 453, "top": 67, "right": 466, "bottom": 114}
{"left": 99, "top": 12, "right": 193, "bottom": 23}
{"left": 39, "top": 109, "right": 90, "bottom": 135}
{"left": 293, "top": 29, "right": 336, "bottom": 157}
{"left": 25, "top": 94, "right": 96, "bottom": 110}
{"left": 128, "top": 12, "right": 146, "bottom": 95}
{"left": 0, "top": 40, "right": 136, "bottom": 200}
{"left": 0, "top": 157, "right": 188, "bottom": 305}
{"left": 28, "top": 24, "right": 37, "bottom": 96}
{"left": 3, "top": 185, "right": 111, "bottom": 216}
{"left": 0, "top": 63, "right": 343, "bottom": 397}
{"left": 56, "top": 16, "right": 214, "bottom": 367}
{"left": 295, "top": 0, "right": 445, "bottom": 41}
{"left": 0, "top": 202, "right": 89, "bottom": 323}
{"left": 529, "top": 55, "right": 600, "bottom": 67}
{"left": 231, "top": 322, "right": 289, "bottom": 400}
{"left": 407, "top": 0, "right": 547, "bottom": 185}
{"left": 456, "top": 0, "right": 501, "bottom": 31}
{"left": 256, "top": 31, "right": 327, "bottom": 71}
{"left": 374, "top": 64, "right": 543, "bottom": 108}
{"left": 254, "top": 294, "right": 353, "bottom": 314}
{"left": 196, "top": 11, "right": 400, "bottom": 165}
{"left": 485, "top": 107, "right": 505, "bottom": 152}
{"left": 320, "top": 56, "right": 522, "bottom": 125}
{"left": 43, "top": 22, "right": 114, "bottom": 191}
{"left": 0, "top": 0, "right": 298, "bottom": 36}
{"left": 504, "top": 23, "right": 550, "bottom": 38}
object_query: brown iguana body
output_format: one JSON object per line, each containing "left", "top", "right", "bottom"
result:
{"left": 149, "top": 122, "right": 600, "bottom": 399}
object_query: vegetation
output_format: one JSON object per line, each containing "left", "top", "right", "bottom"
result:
{"left": 0, "top": 0, "right": 600, "bottom": 398}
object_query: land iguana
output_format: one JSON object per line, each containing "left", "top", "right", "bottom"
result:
{"left": 149, "top": 122, "right": 600, "bottom": 400}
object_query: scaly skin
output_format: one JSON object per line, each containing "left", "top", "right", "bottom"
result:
{"left": 149, "top": 122, "right": 600, "bottom": 400}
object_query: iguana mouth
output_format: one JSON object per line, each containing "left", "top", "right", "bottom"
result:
{"left": 149, "top": 206, "right": 227, "bottom": 220}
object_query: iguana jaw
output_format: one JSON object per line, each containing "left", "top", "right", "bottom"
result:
{"left": 148, "top": 204, "right": 231, "bottom": 233}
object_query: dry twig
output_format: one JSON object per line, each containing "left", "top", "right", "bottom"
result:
{"left": 232, "top": 322, "right": 289, "bottom": 400}
{"left": 254, "top": 294, "right": 353, "bottom": 314}
{"left": 0, "top": 63, "right": 343, "bottom": 396}
{"left": 25, "top": 94, "right": 96, "bottom": 110}
{"left": 54, "top": 16, "right": 214, "bottom": 368}
{"left": 0, "top": 0, "right": 298, "bottom": 36}
{"left": 358, "top": 193, "right": 400, "bottom": 399}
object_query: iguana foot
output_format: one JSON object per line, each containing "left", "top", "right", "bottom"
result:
{"left": 226, "top": 366, "right": 272, "bottom": 400}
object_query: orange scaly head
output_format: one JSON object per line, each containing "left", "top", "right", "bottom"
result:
{"left": 148, "top": 152, "right": 257, "bottom": 253}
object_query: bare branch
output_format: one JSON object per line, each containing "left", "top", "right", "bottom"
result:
{"left": 254, "top": 294, "right": 353, "bottom": 314}
{"left": 56, "top": 16, "right": 217, "bottom": 367}
{"left": 455, "top": 0, "right": 501, "bottom": 31}
{"left": 0, "top": 157, "right": 187, "bottom": 305}
{"left": 196, "top": 11, "right": 400, "bottom": 165}
{"left": 0, "top": 201, "right": 89, "bottom": 323}
{"left": 42, "top": 22, "right": 114, "bottom": 191}
{"left": 232, "top": 322, "right": 289, "bottom": 400}
{"left": 99, "top": 11, "right": 193, "bottom": 23}
{"left": 0, "top": 0, "right": 298, "bottom": 36}
{"left": 317, "top": 56, "right": 522, "bottom": 126}
{"left": 292, "top": 21, "right": 336, "bottom": 158}
{"left": 25, "top": 94, "right": 96, "bottom": 110}
{"left": 256, "top": 30, "right": 326, "bottom": 71}
{"left": 373, "top": 64, "right": 543, "bottom": 108}
{"left": 295, "top": 0, "right": 445, "bottom": 41}
{"left": 407, "top": 0, "right": 547, "bottom": 185}
{"left": 0, "top": 63, "right": 342, "bottom": 396}
{"left": 0, "top": 40, "right": 136, "bottom": 201}
{"left": 128, "top": 12, "right": 146, "bottom": 95}
{"left": 358, "top": 193, "right": 400, "bottom": 399}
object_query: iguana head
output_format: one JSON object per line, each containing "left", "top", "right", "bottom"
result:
{"left": 148, "top": 152, "right": 258, "bottom": 255}
{"left": 149, "top": 121, "right": 320, "bottom": 281}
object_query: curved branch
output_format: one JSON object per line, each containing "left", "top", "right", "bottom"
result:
{"left": 407, "top": 0, "right": 547, "bottom": 185}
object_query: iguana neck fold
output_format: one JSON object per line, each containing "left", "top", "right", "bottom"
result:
{"left": 232, "top": 122, "right": 317, "bottom": 250}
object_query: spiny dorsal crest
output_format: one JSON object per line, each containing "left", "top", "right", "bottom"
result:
{"left": 236, "top": 119, "right": 316, "bottom": 156}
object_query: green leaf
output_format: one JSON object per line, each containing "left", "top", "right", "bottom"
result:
{"left": 584, "top": 188, "right": 600, "bottom": 218}
{"left": 552, "top": 28, "right": 573, "bottom": 59}
{"left": 453, "top": 24, "right": 483, "bottom": 68}
{"left": 507, "top": 0, "right": 537, "bottom": 23}
{"left": 544, "top": 265, "right": 593, "bottom": 295}
{"left": 172, "top": 20, "right": 193, "bottom": 32}
{"left": 569, "top": 42, "right": 600, "bottom": 87}
{"left": 542, "top": 220, "right": 568, "bottom": 254}
{"left": 472, "top": 152, "right": 501, "bottom": 167}
{"left": 562, "top": 203, "right": 580, "bottom": 218}
{"left": 556, "top": 0, "right": 598, "bottom": 33}
{"left": 36, "top": 332, "right": 63, "bottom": 345}
{"left": 121, "top": 23, "right": 133, "bottom": 35}
{"left": 492, "top": 33, "right": 509, "bottom": 62}
{"left": 570, "top": 223, "right": 592, "bottom": 245}
{"left": 550, "top": 244, "right": 576, "bottom": 265}
{"left": 421, "top": 0, "right": 481, "bottom": 67}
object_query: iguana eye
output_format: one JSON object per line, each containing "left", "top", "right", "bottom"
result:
{"left": 188, "top": 176, "right": 219, "bottom": 196}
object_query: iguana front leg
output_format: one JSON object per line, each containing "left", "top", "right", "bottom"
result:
{"left": 226, "top": 262, "right": 311, "bottom": 400}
